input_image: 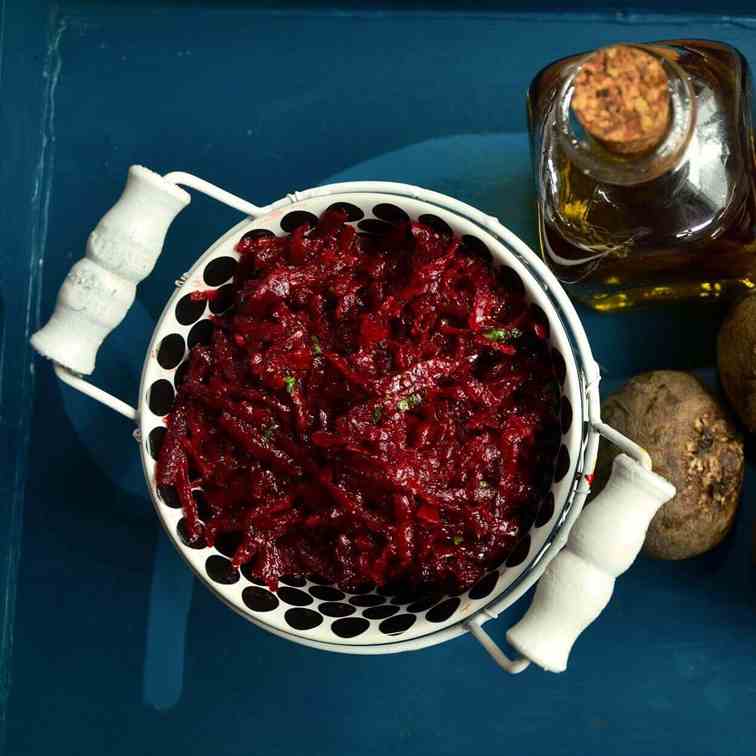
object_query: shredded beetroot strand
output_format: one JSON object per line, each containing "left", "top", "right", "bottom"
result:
{"left": 157, "top": 211, "right": 560, "bottom": 594}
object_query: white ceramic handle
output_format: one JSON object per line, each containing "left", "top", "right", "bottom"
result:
{"left": 31, "top": 165, "right": 191, "bottom": 375}
{"left": 506, "top": 454, "right": 675, "bottom": 672}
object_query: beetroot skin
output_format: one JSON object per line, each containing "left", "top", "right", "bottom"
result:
{"left": 157, "top": 211, "right": 559, "bottom": 594}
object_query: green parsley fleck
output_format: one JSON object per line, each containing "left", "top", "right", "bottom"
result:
{"left": 398, "top": 393, "right": 422, "bottom": 412}
{"left": 484, "top": 327, "right": 522, "bottom": 343}
{"left": 311, "top": 336, "right": 322, "bottom": 355}
{"left": 262, "top": 424, "right": 277, "bottom": 441}
{"left": 283, "top": 375, "right": 296, "bottom": 394}
{"left": 372, "top": 406, "right": 382, "bottom": 423}
{"left": 453, "top": 534, "right": 464, "bottom": 546}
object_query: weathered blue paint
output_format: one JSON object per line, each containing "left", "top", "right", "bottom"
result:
{"left": 3, "top": 4, "right": 755, "bottom": 755}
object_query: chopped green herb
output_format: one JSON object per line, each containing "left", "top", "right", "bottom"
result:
{"left": 396, "top": 393, "right": 422, "bottom": 412}
{"left": 372, "top": 406, "right": 382, "bottom": 423}
{"left": 283, "top": 375, "right": 296, "bottom": 394}
{"left": 262, "top": 424, "right": 277, "bottom": 441}
{"left": 311, "top": 336, "right": 322, "bottom": 355}
{"left": 484, "top": 327, "right": 522, "bottom": 343}
{"left": 453, "top": 534, "right": 464, "bottom": 545}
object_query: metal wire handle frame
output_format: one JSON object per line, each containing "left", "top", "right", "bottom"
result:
{"left": 49, "top": 172, "right": 653, "bottom": 673}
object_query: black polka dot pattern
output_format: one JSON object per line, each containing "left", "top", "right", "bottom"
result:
{"left": 327, "top": 202, "right": 364, "bottom": 221}
{"left": 418, "top": 214, "right": 452, "bottom": 236}
{"left": 377, "top": 581, "right": 403, "bottom": 597}
{"left": 157, "top": 333, "right": 185, "bottom": 370}
{"left": 194, "top": 490, "right": 211, "bottom": 522}
{"left": 177, "top": 518, "right": 206, "bottom": 549}
{"left": 496, "top": 265, "right": 525, "bottom": 296}
{"left": 157, "top": 484, "right": 179, "bottom": 508}
{"left": 469, "top": 571, "right": 499, "bottom": 600}
{"left": 461, "top": 234, "right": 493, "bottom": 264}
{"left": 426, "top": 597, "right": 460, "bottom": 623}
{"left": 240, "top": 228, "right": 275, "bottom": 242}
{"left": 209, "top": 283, "right": 234, "bottom": 314}
{"left": 530, "top": 303, "right": 550, "bottom": 339}
{"left": 281, "top": 210, "right": 318, "bottom": 232}
{"left": 187, "top": 319, "right": 214, "bottom": 349}
{"left": 203, "top": 256, "right": 237, "bottom": 286}
{"left": 174, "top": 359, "right": 190, "bottom": 389}
{"left": 278, "top": 587, "right": 313, "bottom": 607}
{"left": 552, "top": 348, "right": 567, "bottom": 385}
{"left": 506, "top": 534, "right": 531, "bottom": 567}
{"left": 309, "top": 586, "right": 345, "bottom": 601}
{"left": 319, "top": 602, "right": 356, "bottom": 618}
{"left": 407, "top": 594, "right": 442, "bottom": 613}
{"left": 175, "top": 293, "right": 205, "bottom": 325}
{"left": 554, "top": 444, "right": 570, "bottom": 482}
{"left": 373, "top": 203, "right": 410, "bottom": 225}
{"left": 285, "top": 608, "right": 322, "bottom": 631}
{"left": 148, "top": 427, "right": 166, "bottom": 460}
{"left": 332, "top": 617, "right": 369, "bottom": 639}
{"left": 389, "top": 592, "right": 418, "bottom": 607}
{"left": 242, "top": 586, "right": 279, "bottom": 613}
{"left": 351, "top": 582, "right": 375, "bottom": 595}
{"left": 349, "top": 594, "right": 385, "bottom": 608}
{"left": 379, "top": 614, "right": 416, "bottom": 636}
{"left": 306, "top": 574, "right": 332, "bottom": 585}
{"left": 148, "top": 379, "right": 174, "bottom": 416}
{"left": 535, "top": 492, "right": 555, "bottom": 527}
{"left": 358, "top": 219, "right": 393, "bottom": 235}
{"left": 205, "top": 555, "right": 239, "bottom": 585}
{"left": 560, "top": 396, "right": 573, "bottom": 434}
{"left": 279, "top": 574, "right": 307, "bottom": 587}
{"left": 363, "top": 604, "right": 399, "bottom": 620}
{"left": 215, "top": 536, "right": 243, "bottom": 563}
{"left": 240, "top": 563, "right": 265, "bottom": 585}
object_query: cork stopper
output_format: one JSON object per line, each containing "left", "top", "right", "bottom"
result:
{"left": 571, "top": 45, "right": 671, "bottom": 155}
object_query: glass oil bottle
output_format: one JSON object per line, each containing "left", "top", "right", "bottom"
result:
{"left": 528, "top": 40, "right": 756, "bottom": 311}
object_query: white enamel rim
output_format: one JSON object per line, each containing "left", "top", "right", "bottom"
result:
{"left": 138, "top": 182, "right": 602, "bottom": 653}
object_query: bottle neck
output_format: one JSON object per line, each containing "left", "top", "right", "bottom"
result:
{"left": 555, "top": 45, "right": 696, "bottom": 186}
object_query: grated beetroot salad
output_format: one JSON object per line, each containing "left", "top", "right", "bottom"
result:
{"left": 157, "top": 210, "right": 560, "bottom": 595}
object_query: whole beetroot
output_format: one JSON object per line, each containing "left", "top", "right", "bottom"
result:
{"left": 595, "top": 370, "right": 743, "bottom": 559}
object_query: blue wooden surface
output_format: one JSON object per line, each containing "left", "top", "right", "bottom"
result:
{"left": 2, "top": 3, "right": 756, "bottom": 755}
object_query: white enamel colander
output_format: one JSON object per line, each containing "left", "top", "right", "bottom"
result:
{"left": 31, "top": 166, "right": 674, "bottom": 674}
